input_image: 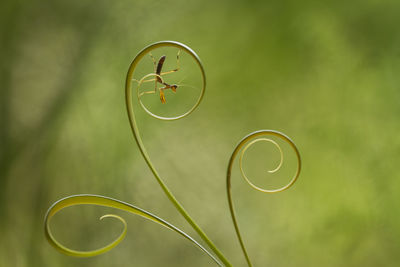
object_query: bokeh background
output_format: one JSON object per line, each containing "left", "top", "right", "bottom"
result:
{"left": 1, "top": 0, "right": 399, "bottom": 266}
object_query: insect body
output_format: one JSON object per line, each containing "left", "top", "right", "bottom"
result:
{"left": 155, "top": 55, "right": 178, "bottom": 104}
{"left": 135, "top": 50, "right": 181, "bottom": 104}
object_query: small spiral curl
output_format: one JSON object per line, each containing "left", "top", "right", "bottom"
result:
{"left": 227, "top": 130, "right": 301, "bottom": 267}
{"left": 44, "top": 194, "right": 221, "bottom": 265}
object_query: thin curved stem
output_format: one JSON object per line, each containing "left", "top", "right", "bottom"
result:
{"left": 226, "top": 130, "right": 301, "bottom": 267}
{"left": 44, "top": 194, "right": 221, "bottom": 265}
{"left": 125, "top": 41, "right": 232, "bottom": 267}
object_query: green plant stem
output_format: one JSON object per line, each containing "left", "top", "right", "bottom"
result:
{"left": 226, "top": 130, "right": 301, "bottom": 267}
{"left": 44, "top": 194, "right": 221, "bottom": 265}
{"left": 125, "top": 52, "right": 232, "bottom": 266}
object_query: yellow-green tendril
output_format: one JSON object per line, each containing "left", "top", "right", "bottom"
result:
{"left": 44, "top": 194, "right": 221, "bottom": 265}
{"left": 226, "top": 130, "right": 301, "bottom": 267}
{"left": 126, "top": 41, "right": 231, "bottom": 266}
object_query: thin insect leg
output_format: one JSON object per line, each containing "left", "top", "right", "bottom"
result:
{"left": 137, "top": 74, "right": 164, "bottom": 100}
{"left": 133, "top": 73, "right": 164, "bottom": 84}
{"left": 133, "top": 78, "right": 159, "bottom": 84}
{"left": 133, "top": 53, "right": 160, "bottom": 88}
{"left": 133, "top": 78, "right": 158, "bottom": 83}
{"left": 148, "top": 52, "right": 157, "bottom": 72}
{"left": 160, "top": 49, "right": 181, "bottom": 76}
{"left": 148, "top": 52, "right": 158, "bottom": 92}
{"left": 138, "top": 90, "right": 156, "bottom": 97}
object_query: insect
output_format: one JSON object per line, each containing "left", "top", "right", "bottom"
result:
{"left": 135, "top": 50, "right": 181, "bottom": 104}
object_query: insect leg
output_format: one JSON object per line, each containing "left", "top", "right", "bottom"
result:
{"left": 160, "top": 49, "right": 181, "bottom": 76}
{"left": 149, "top": 52, "right": 159, "bottom": 92}
{"left": 149, "top": 52, "right": 157, "bottom": 72}
{"left": 138, "top": 90, "right": 156, "bottom": 97}
{"left": 133, "top": 78, "right": 158, "bottom": 84}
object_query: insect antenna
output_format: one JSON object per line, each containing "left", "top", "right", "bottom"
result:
{"left": 173, "top": 76, "right": 197, "bottom": 90}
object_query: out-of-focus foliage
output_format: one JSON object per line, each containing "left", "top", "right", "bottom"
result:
{"left": 1, "top": 0, "right": 399, "bottom": 266}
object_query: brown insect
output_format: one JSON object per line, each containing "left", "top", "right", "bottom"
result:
{"left": 135, "top": 50, "right": 181, "bottom": 104}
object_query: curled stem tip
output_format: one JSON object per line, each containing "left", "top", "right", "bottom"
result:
{"left": 44, "top": 194, "right": 222, "bottom": 265}
{"left": 227, "top": 130, "right": 301, "bottom": 266}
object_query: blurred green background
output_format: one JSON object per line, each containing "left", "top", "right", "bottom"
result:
{"left": 1, "top": 0, "right": 399, "bottom": 266}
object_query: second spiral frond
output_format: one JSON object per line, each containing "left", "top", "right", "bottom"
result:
{"left": 227, "top": 130, "right": 301, "bottom": 266}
